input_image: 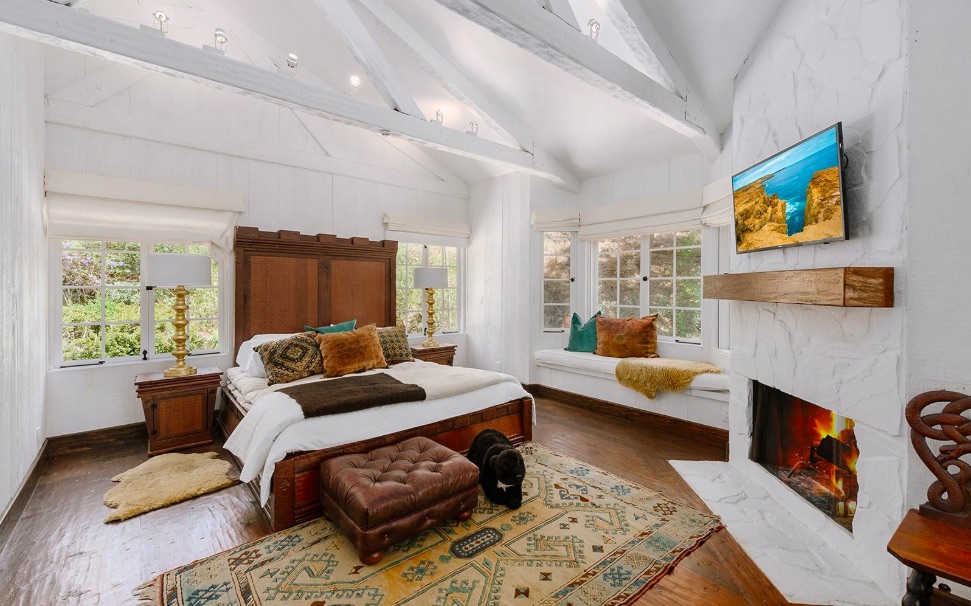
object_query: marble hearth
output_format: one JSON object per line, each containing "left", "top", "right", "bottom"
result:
{"left": 674, "top": 373, "right": 905, "bottom": 606}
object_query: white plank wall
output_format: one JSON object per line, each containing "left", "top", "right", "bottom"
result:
{"left": 43, "top": 48, "right": 471, "bottom": 437}
{"left": 0, "top": 33, "right": 47, "bottom": 514}
{"left": 905, "top": 12, "right": 971, "bottom": 600}
{"left": 466, "top": 173, "right": 531, "bottom": 380}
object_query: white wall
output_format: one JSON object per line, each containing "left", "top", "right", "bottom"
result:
{"left": 730, "top": 0, "right": 908, "bottom": 594}
{"left": 905, "top": 0, "right": 971, "bottom": 536}
{"left": 43, "top": 50, "right": 470, "bottom": 437}
{"left": 467, "top": 173, "right": 531, "bottom": 381}
{"left": 0, "top": 34, "right": 47, "bottom": 513}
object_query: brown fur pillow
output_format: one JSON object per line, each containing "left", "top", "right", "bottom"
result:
{"left": 594, "top": 315, "right": 660, "bottom": 358}
{"left": 315, "top": 324, "right": 388, "bottom": 378}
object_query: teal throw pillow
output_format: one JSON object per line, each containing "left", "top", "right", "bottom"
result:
{"left": 305, "top": 319, "right": 357, "bottom": 334}
{"left": 565, "top": 312, "right": 600, "bottom": 352}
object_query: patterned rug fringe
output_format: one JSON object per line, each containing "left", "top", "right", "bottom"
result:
{"left": 625, "top": 522, "right": 725, "bottom": 603}
{"left": 131, "top": 577, "right": 161, "bottom": 606}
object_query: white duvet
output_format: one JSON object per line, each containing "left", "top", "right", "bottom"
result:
{"left": 223, "top": 360, "right": 532, "bottom": 505}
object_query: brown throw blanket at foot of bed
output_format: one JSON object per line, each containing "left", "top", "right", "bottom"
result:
{"left": 278, "top": 373, "right": 426, "bottom": 418}
{"left": 615, "top": 357, "right": 722, "bottom": 399}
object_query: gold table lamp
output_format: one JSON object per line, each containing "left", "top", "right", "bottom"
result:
{"left": 145, "top": 254, "right": 213, "bottom": 377}
{"left": 412, "top": 267, "right": 449, "bottom": 348}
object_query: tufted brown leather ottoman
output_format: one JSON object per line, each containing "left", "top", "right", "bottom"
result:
{"left": 318, "top": 436, "right": 479, "bottom": 565}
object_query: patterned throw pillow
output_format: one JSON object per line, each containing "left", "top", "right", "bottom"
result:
{"left": 377, "top": 326, "right": 414, "bottom": 364}
{"left": 315, "top": 324, "right": 389, "bottom": 378}
{"left": 254, "top": 333, "right": 324, "bottom": 385}
{"left": 594, "top": 315, "right": 660, "bottom": 359}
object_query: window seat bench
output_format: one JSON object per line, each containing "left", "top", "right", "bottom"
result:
{"left": 532, "top": 348, "right": 730, "bottom": 431}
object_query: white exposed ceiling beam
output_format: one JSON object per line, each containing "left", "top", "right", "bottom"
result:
{"left": 0, "top": 0, "right": 573, "bottom": 188}
{"left": 381, "top": 137, "right": 467, "bottom": 186}
{"left": 434, "top": 0, "right": 720, "bottom": 158}
{"left": 357, "top": 0, "right": 521, "bottom": 147}
{"left": 46, "top": 99, "right": 469, "bottom": 198}
{"left": 598, "top": 0, "right": 685, "bottom": 97}
{"left": 355, "top": 0, "right": 579, "bottom": 192}
{"left": 47, "top": 63, "right": 150, "bottom": 107}
{"left": 310, "top": 0, "right": 425, "bottom": 119}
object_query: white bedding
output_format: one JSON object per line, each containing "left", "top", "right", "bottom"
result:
{"left": 223, "top": 360, "right": 532, "bottom": 505}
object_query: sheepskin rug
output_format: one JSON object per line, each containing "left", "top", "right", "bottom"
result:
{"left": 103, "top": 452, "right": 239, "bottom": 522}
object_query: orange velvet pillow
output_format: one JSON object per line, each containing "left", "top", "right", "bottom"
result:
{"left": 315, "top": 324, "right": 389, "bottom": 378}
{"left": 594, "top": 315, "right": 660, "bottom": 358}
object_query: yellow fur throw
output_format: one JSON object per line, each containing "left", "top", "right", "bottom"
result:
{"left": 103, "top": 452, "right": 238, "bottom": 522}
{"left": 615, "top": 358, "right": 722, "bottom": 399}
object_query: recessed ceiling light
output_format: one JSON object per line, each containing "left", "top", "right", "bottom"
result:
{"left": 214, "top": 28, "right": 228, "bottom": 47}
{"left": 349, "top": 75, "right": 361, "bottom": 89}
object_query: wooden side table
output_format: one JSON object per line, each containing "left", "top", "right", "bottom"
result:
{"left": 887, "top": 509, "right": 971, "bottom": 605}
{"left": 411, "top": 344, "right": 457, "bottom": 366}
{"left": 134, "top": 367, "right": 222, "bottom": 456}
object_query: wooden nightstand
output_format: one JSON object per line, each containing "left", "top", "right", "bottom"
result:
{"left": 134, "top": 367, "right": 222, "bottom": 456}
{"left": 411, "top": 344, "right": 457, "bottom": 366}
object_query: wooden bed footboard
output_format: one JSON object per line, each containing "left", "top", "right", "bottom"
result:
{"left": 216, "top": 390, "right": 533, "bottom": 531}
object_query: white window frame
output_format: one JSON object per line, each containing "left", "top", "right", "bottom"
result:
{"left": 646, "top": 229, "right": 703, "bottom": 343}
{"left": 594, "top": 236, "right": 643, "bottom": 320}
{"left": 50, "top": 239, "right": 226, "bottom": 368}
{"left": 541, "top": 231, "right": 576, "bottom": 332}
{"left": 395, "top": 243, "right": 464, "bottom": 336}
{"left": 592, "top": 229, "right": 706, "bottom": 344}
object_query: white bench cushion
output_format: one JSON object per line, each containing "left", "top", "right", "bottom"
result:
{"left": 534, "top": 349, "right": 730, "bottom": 392}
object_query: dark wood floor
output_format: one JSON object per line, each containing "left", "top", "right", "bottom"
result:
{"left": 0, "top": 396, "right": 791, "bottom": 605}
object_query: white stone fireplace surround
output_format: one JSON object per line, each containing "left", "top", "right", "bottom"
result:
{"left": 674, "top": 304, "right": 908, "bottom": 606}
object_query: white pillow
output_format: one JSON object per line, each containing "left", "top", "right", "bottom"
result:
{"left": 236, "top": 333, "right": 298, "bottom": 378}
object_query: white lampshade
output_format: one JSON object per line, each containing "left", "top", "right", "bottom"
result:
{"left": 145, "top": 254, "right": 212, "bottom": 287}
{"left": 413, "top": 267, "right": 448, "bottom": 289}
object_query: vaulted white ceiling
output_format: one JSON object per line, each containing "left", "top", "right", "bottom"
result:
{"left": 44, "top": 0, "right": 784, "bottom": 185}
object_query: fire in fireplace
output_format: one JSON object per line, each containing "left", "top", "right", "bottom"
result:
{"left": 750, "top": 382, "right": 860, "bottom": 532}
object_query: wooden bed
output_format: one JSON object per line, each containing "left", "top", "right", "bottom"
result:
{"left": 216, "top": 227, "right": 533, "bottom": 531}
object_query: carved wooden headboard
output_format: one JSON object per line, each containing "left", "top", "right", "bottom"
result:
{"left": 233, "top": 227, "right": 398, "bottom": 354}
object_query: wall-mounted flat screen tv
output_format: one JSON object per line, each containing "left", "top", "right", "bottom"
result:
{"left": 732, "top": 123, "right": 848, "bottom": 254}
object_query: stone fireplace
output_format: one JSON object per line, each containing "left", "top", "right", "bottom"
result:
{"left": 673, "top": 302, "right": 909, "bottom": 605}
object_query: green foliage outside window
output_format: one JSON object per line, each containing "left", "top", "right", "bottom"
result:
{"left": 59, "top": 241, "right": 219, "bottom": 363}
{"left": 648, "top": 230, "right": 702, "bottom": 341}
{"left": 395, "top": 243, "right": 459, "bottom": 335}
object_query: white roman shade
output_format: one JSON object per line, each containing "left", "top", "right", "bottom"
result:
{"left": 578, "top": 189, "right": 702, "bottom": 240}
{"left": 530, "top": 209, "right": 580, "bottom": 231}
{"left": 44, "top": 170, "right": 243, "bottom": 257}
{"left": 700, "top": 176, "right": 733, "bottom": 228}
{"left": 383, "top": 214, "right": 471, "bottom": 248}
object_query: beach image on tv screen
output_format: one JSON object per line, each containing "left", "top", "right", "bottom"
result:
{"left": 733, "top": 126, "right": 844, "bottom": 252}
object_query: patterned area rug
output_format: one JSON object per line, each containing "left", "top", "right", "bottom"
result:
{"left": 135, "top": 444, "right": 721, "bottom": 605}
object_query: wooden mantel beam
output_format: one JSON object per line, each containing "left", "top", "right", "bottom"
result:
{"left": 0, "top": 0, "right": 575, "bottom": 188}
{"left": 433, "top": 0, "right": 721, "bottom": 158}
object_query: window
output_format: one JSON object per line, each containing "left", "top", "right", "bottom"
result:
{"left": 57, "top": 240, "right": 220, "bottom": 365}
{"left": 593, "top": 229, "right": 704, "bottom": 342}
{"left": 542, "top": 231, "right": 573, "bottom": 329}
{"left": 151, "top": 244, "right": 220, "bottom": 355}
{"left": 597, "top": 235, "right": 641, "bottom": 318}
{"left": 395, "top": 243, "right": 460, "bottom": 335}
{"left": 648, "top": 230, "right": 702, "bottom": 341}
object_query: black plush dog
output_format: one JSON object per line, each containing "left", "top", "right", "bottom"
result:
{"left": 467, "top": 429, "right": 526, "bottom": 509}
